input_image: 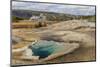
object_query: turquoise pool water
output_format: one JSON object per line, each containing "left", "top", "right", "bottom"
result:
{"left": 29, "top": 40, "right": 63, "bottom": 59}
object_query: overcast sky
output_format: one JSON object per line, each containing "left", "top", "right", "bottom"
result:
{"left": 12, "top": 1, "right": 95, "bottom": 15}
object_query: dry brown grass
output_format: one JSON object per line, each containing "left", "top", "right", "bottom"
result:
{"left": 12, "top": 21, "right": 47, "bottom": 28}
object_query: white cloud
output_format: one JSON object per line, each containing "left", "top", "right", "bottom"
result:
{"left": 12, "top": 1, "right": 95, "bottom": 15}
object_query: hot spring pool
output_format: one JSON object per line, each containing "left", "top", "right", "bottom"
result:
{"left": 28, "top": 40, "right": 64, "bottom": 59}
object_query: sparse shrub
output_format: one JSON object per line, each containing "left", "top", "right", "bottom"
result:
{"left": 12, "top": 16, "right": 23, "bottom": 22}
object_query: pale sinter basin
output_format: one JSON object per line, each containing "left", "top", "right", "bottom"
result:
{"left": 28, "top": 40, "right": 79, "bottom": 61}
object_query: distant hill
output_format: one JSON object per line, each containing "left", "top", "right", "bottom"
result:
{"left": 12, "top": 9, "right": 77, "bottom": 21}
{"left": 12, "top": 9, "right": 95, "bottom": 22}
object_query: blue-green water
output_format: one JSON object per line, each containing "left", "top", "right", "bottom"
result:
{"left": 29, "top": 40, "right": 61, "bottom": 59}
